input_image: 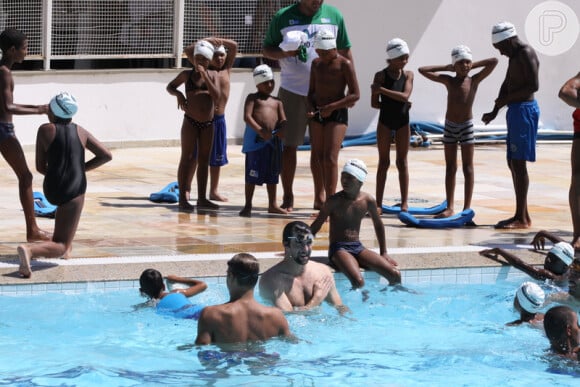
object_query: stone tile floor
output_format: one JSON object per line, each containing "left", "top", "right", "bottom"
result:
{"left": 0, "top": 142, "right": 572, "bottom": 284}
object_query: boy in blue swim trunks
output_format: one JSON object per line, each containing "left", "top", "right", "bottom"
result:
{"left": 239, "top": 64, "right": 287, "bottom": 217}
{"left": 419, "top": 46, "right": 497, "bottom": 218}
{"left": 139, "top": 268, "right": 207, "bottom": 320}
{"left": 310, "top": 159, "right": 401, "bottom": 288}
{"left": 482, "top": 22, "right": 540, "bottom": 229}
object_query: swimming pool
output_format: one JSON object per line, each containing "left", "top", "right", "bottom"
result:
{"left": 1, "top": 273, "right": 579, "bottom": 386}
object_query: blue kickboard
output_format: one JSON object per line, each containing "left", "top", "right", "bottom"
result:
{"left": 398, "top": 208, "right": 475, "bottom": 229}
{"left": 382, "top": 200, "right": 447, "bottom": 215}
{"left": 33, "top": 191, "right": 57, "bottom": 218}
{"left": 149, "top": 182, "right": 180, "bottom": 203}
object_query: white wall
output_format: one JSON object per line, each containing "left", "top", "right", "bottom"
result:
{"left": 12, "top": 0, "right": 580, "bottom": 146}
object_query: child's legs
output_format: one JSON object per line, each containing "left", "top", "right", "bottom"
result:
{"left": 178, "top": 118, "right": 198, "bottom": 202}
{"left": 394, "top": 124, "right": 410, "bottom": 209}
{"left": 357, "top": 249, "right": 401, "bottom": 285}
{"left": 376, "top": 122, "right": 393, "bottom": 207}
{"left": 196, "top": 125, "right": 215, "bottom": 201}
{"left": 281, "top": 144, "right": 297, "bottom": 208}
{"left": 443, "top": 143, "right": 458, "bottom": 210}
{"left": 332, "top": 249, "right": 365, "bottom": 288}
{"left": 322, "top": 122, "right": 347, "bottom": 198}
{"left": 0, "top": 136, "right": 41, "bottom": 236}
{"left": 460, "top": 143, "right": 475, "bottom": 210}
{"left": 243, "top": 183, "right": 255, "bottom": 208}
{"left": 571, "top": 138, "right": 580, "bottom": 245}
{"left": 29, "top": 195, "right": 85, "bottom": 259}
{"left": 309, "top": 120, "right": 325, "bottom": 208}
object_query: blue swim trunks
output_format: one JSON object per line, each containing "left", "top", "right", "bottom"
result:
{"left": 0, "top": 122, "right": 15, "bottom": 143}
{"left": 328, "top": 241, "right": 365, "bottom": 263}
{"left": 506, "top": 100, "right": 540, "bottom": 161}
{"left": 245, "top": 140, "right": 282, "bottom": 185}
{"left": 210, "top": 114, "right": 228, "bottom": 167}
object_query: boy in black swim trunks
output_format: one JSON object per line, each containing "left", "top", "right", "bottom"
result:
{"left": 0, "top": 28, "right": 51, "bottom": 242}
{"left": 371, "top": 38, "right": 414, "bottom": 214}
{"left": 310, "top": 159, "right": 401, "bottom": 288}
{"left": 307, "top": 30, "right": 359, "bottom": 210}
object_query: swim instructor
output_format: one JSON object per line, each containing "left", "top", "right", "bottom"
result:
{"left": 262, "top": 0, "right": 353, "bottom": 212}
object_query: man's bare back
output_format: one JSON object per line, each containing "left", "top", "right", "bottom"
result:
{"left": 195, "top": 253, "right": 291, "bottom": 345}
{"left": 196, "top": 298, "right": 289, "bottom": 344}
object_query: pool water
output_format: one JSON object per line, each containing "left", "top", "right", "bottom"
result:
{"left": 1, "top": 277, "right": 579, "bottom": 386}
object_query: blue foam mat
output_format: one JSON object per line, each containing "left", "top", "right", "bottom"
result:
{"left": 149, "top": 182, "right": 179, "bottom": 203}
{"left": 298, "top": 121, "right": 570, "bottom": 150}
{"left": 382, "top": 200, "right": 447, "bottom": 215}
{"left": 33, "top": 191, "right": 57, "bottom": 218}
{"left": 398, "top": 208, "right": 475, "bottom": 229}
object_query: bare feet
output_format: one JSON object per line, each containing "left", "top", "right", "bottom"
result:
{"left": 268, "top": 206, "right": 288, "bottom": 215}
{"left": 17, "top": 245, "right": 32, "bottom": 279}
{"left": 435, "top": 208, "right": 454, "bottom": 219}
{"left": 178, "top": 201, "right": 194, "bottom": 213}
{"left": 210, "top": 192, "right": 228, "bottom": 202}
{"left": 572, "top": 237, "right": 580, "bottom": 252}
{"left": 27, "top": 229, "right": 51, "bottom": 242}
{"left": 313, "top": 202, "right": 324, "bottom": 211}
{"left": 281, "top": 196, "right": 293, "bottom": 212}
{"left": 494, "top": 217, "right": 531, "bottom": 229}
{"left": 197, "top": 198, "right": 219, "bottom": 210}
{"left": 239, "top": 206, "right": 251, "bottom": 217}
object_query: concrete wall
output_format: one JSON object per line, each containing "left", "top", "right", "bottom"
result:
{"left": 12, "top": 0, "right": 580, "bottom": 146}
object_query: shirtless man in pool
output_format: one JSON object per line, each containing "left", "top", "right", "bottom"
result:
{"left": 195, "top": 253, "right": 292, "bottom": 345}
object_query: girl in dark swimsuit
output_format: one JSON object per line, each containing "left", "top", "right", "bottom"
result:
{"left": 17, "top": 92, "right": 112, "bottom": 278}
{"left": 371, "top": 38, "right": 414, "bottom": 213}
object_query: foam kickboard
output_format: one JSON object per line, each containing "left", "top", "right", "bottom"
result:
{"left": 382, "top": 200, "right": 447, "bottom": 215}
{"left": 398, "top": 208, "right": 475, "bottom": 229}
{"left": 149, "top": 182, "right": 180, "bottom": 203}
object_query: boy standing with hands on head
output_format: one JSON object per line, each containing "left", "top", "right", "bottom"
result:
{"left": 0, "top": 28, "right": 50, "bottom": 242}
{"left": 167, "top": 39, "right": 220, "bottom": 212}
{"left": 239, "top": 64, "right": 287, "bottom": 217}
{"left": 419, "top": 46, "right": 497, "bottom": 218}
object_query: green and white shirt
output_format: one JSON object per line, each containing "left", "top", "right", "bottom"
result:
{"left": 263, "top": 3, "right": 351, "bottom": 96}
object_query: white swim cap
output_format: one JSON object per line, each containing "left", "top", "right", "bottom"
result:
{"left": 516, "top": 282, "right": 545, "bottom": 314}
{"left": 492, "top": 21, "right": 517, "bottom": 44}
{"left": 279, "top": 30, "right": 308, "bottom": 52}
{"left": 194, "top": 40, "right": 215, "bottom": 60}
{"left": 342, "top": 159, "right": 368, "bottom": 183}
{"left": 547, "top": 241, "right": 574, "bottom": 266}
{"left": 214, "top": 45, "right": 226, "bottom": 55}
{"left": 49, "top": 92, "right": 78, "bottom": 119}
{"left": 386, "top": 38, "right": 410, "bottom": 60}
{"left": 451, "top": 45, "right": 473, "bottom": 65}
{"left": 313, "top": 30, "right": 337, "bottom": 50}
{"left": 253, "top": 64, "right": 273, "bottom": 86}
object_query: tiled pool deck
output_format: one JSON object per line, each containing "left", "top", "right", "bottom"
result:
{"left": 0, "top": 141, "right": 573, "bottom": 290}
